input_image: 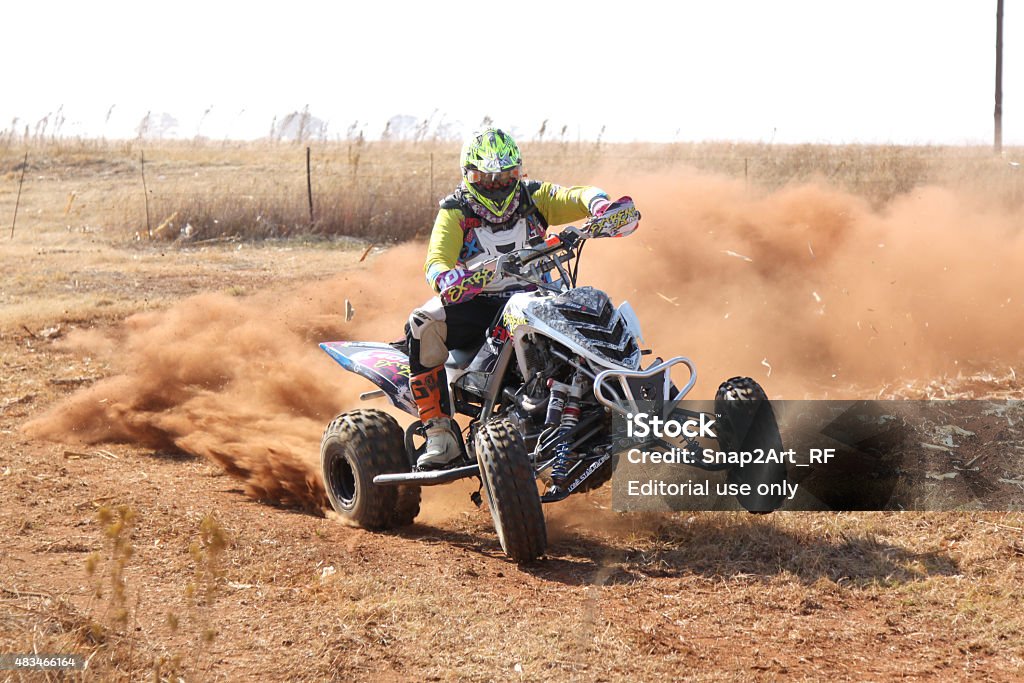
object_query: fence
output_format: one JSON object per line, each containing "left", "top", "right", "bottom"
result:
{"left": 3, "top": 139, "right": 1022, "bottom": 244}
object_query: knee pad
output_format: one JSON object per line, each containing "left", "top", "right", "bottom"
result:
{"left": 408, "top": 308, "right": 448, "bottom": 368}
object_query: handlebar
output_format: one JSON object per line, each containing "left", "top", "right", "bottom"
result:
{"left": 445, "top": 200, "right": 638, "bottom": 301}
{"left": 441, "top": 201, "right": 638, "bottom": 303}
{"left": 456, "top": 221, "right": 602, "bottom": 299}
{"left": 501, "top": 228, "right": 583, "bottom": 273}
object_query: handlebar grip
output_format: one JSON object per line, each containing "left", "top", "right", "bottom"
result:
{"left": 519, "top": 235, "right": 565, "bottom": 266}
{"left": 518, "top": 248, "right": 546, "bottom": 266}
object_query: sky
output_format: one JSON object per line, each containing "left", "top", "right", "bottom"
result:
{"left": 4, "top": 1, "right": 1021, "bottom": 145}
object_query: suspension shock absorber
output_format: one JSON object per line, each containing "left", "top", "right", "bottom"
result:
{"left": 544, "top": 380, "right": 569, "bottom": 427}
{"left": 549, "top": 376, "right": 584, "bottom": 485}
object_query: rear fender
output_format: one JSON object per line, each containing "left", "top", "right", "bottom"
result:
{"left": 320, "top": 341, "right": 418, "bottom": 416}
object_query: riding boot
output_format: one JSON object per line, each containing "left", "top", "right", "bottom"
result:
{"left": 409, "top": 366, "right": 460, "bottom": 469}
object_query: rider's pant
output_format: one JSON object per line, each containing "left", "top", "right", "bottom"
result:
{"left": 405, "top": 295, "right": 508, "bottom": 376}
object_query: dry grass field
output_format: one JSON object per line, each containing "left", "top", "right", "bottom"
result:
{"left": 1, "top": 139, "right": 1023, "bottom": 681}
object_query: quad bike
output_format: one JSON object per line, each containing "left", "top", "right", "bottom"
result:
{"left": 319, "top": 201, "right": 786, "bottom": 563}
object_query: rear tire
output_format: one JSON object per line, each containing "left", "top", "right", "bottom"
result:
{"left": 715, "top": 377, "right": 786, "bottom": 513}
{"left": 475, "top": 419, "right": 547, "bottom": 563}
{"left": 321, "top": 409, "right": 420, "bottom": 529}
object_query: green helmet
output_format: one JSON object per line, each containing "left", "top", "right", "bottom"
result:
{"left": 460, "top": 128, "right": 523, "bottom": 220}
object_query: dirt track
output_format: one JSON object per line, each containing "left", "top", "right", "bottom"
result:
{"left": 2, "top": 164, "right": 1024, "bottom": 680}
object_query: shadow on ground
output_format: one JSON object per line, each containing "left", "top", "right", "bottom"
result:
{"left": 396, "top": 513, "right": 960, "bottom": 589}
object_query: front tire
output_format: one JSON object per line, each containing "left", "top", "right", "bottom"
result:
{"left": 475, "top": 419, "right": 547, "bottom": 563}
{"left": 321, "top": 409, "right": 421, "bottom": 529}
{"left": 715, "top": 377, "right": 786, "bottom": 513}
{"left": 391, "top": 485, "right": 421, "bottom": 527}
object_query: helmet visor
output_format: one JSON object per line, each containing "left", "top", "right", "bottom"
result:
{"left": 465, "top": 166, "right": 521, "bottom": 190}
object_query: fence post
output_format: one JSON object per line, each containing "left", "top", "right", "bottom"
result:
{"left": 9, "top": 150, "right": 28, "bottom": 239}
{"left": 306, "top": 146, "right": 315, "bottom": 226}
{"left": 140, "top": 151, "right": 152, "bottom": 239}
{"left": 995, "top": 0, "right": 1004, "bottom": 154}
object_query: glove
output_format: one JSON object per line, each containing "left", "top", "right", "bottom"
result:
{"left": 586, "top": 196, "right": 640, "bottom": 238}
{"left": 437, "top": 266, "right": 496, "bottom": 305}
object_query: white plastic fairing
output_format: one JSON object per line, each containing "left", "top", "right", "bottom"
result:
{"left": 617, "top": 301, "right": 644, "bottom": 344}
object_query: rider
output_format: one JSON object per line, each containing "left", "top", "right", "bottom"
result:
{"left": 406, "top": 127, "right": 636, "bottom": 469}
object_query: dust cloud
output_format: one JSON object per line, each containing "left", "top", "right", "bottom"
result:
{"left": 24, "top": 167, "right": 1024, "bottom": 514}
{"left": 24, "top": 242, "right": 430, "bottom": 512}
{"left": 586, "top": 168, "right": 1024, "bottom": 397}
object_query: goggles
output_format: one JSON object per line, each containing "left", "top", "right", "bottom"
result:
{"left": 465, "top": 166, "right": 522, "bottom": 189}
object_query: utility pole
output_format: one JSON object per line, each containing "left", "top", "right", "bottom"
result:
{"left": 995, "top": 0, "right": 1004, "bottom": 154}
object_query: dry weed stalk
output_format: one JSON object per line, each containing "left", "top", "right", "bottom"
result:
{"left": 153, "top": 514, "right": 230, "bottom": 680}
{"left": 85, "top": 504, "right": 137, "bottom": 640}
{"left": 186, "top": 514, "right": 230, "bottom": 674}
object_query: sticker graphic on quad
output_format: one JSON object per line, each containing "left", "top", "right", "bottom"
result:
{"left": 319, "top": 342, "right": 416, "bottom": 414}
